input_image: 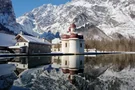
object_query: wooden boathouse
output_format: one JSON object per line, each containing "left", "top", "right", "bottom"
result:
{"left": 9, "top": 34, "right": 51, "bottom": 54}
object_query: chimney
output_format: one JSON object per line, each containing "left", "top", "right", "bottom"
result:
{"left": 20, "top": 31, "right": 23, "bottom": 35}
{"left": 42, "top": 38, "right": 46, "bottom": 42}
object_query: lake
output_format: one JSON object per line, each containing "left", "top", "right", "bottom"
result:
{"left": 0, "top": 54, "right": 135, "bottom": 90}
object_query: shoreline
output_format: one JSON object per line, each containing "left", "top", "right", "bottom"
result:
{"left": 0, "top": 51, "right": 122, "bottom": 57}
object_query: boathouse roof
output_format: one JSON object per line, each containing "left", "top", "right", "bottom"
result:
{"left": 16, "top": 34, "right": 51, "bottom": 45}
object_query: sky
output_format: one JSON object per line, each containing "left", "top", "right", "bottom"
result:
{"left": 11, "top": 0, "right": 71, "bottom": 17}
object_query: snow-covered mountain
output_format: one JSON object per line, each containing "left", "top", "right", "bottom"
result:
{"left": 0, "top": 0, "right": 37, "bottom": 35}
{"left": 16, "top": 0, "right": 135, "bottom": 40}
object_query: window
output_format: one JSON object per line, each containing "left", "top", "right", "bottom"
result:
{"left": 80, "top": 43, "right": 82, "bottom": 48}
{"left": 16, "top": 43, "right": 19, "bottom": 46}
{"left": 65, "top": 60, "right": 67, "bottom": 65}
{"left": 80, "top": 60, "right": 82, "bottom": 65}
{"left": 65, "top": 43, "right": 67, "bottom": 47}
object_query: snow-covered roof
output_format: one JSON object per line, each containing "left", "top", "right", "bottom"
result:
{"left": 9, "top": 46, "right": 26, "bottom": 49}
{"left": 16, "top": 34, "right": 51, "bottom": 45}
{"left": 0, "top": 33, "right": 16, "bottom": 47}
{"left": 52, "top": 38, "right": 61, "bottom": 44}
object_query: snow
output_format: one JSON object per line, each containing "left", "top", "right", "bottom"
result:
{"left": 52, "top": 38, "right": 61, "bottom": 44}
{"left": 99, "top": 67, "right": 135, "bottom": 90}
{"left": 0, "top": 64, "right": 16, "bottom": 76}
{"left": 0, "top": 33, "right": 16, "bottom": 46}
{"left": 16, "top": 0, "right": 135, "bottom": 40}
{"left": 9, "top": 46, "right": 26, "bottom": 49}
{"left": 17, "top": 34, "right": 51, "bottom": 45}
{"left": 69, "top": 0, "right": 92, "bottom": 8}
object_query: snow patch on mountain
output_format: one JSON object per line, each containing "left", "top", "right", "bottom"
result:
{"left": 13, "top": 65, "right": 77, "bottom": 90}
{"left": 17, "top": 0, "right": 135, "bottom": 39}
{"left": 0, "top": 0, "right": 38, "bottom": 36}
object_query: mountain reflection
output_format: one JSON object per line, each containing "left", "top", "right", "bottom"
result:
{"left": 85, "top": 54, "right": 135, "bottom": 72}
{"left": 2, "top": 54, "right": 135, "bottom": 90}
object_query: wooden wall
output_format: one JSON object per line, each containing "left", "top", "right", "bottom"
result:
{"left": 16, "top": 36, "right": 27, "bottom": 42}
{"left": 28, "top": 43, "right": 51, "bottom": 54}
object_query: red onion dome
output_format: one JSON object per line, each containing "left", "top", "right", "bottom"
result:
{"left": 70, "top": 33, "right": 79, "bottom": 38}
{"left": 62, "top": 69, "right": 69, "bottom": 73}
{"left": 68, "top": 27, "right": 71, "bottom": 32}
{"left": 69, "top": 70, "right": 78, "bottom": 75}
{"left": 61, "top": 34, "right": 70, "bottom": 39}
{"left": 70, "top": 23, "right": 76, "bottom": 28}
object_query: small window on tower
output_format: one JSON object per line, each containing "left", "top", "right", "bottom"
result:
{"left": 65, "top": 60, "right": 67, "bottom": 65}
{"left": 65, "top": 43, "right": 67, "bottom": 47}
{"left": 80, "top": 60, "right": 82, "bottom": 65}
{"left": 80, "top": 43, "right": 82, "bottom": 48}
{"left": 17, "top": 43, "right": 19, "bottom": 46}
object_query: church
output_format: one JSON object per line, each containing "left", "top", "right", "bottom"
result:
{"left": 61, "top": 23, "right": 85, "bottom": 54}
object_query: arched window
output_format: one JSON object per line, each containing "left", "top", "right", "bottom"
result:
{"left": 16, "top": 43, "right": 19, "bottom": 46}
{"left": 80, "top": 60, "right": 82, "bottom": 65}
{"left": 65, "top": 43, "right": 67, "bottom": 47}
{"left": 80, "top": 43, "right": 82, "bottom": 48}
{"left": 65, "top": 60, "right": 67, "bottom": 65}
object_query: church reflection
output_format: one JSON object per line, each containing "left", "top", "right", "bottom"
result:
{"left": 61, "top": 55, "right": 84, "bottom": 84}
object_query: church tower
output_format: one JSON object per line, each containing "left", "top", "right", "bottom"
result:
{"left": 61, "top": 23, "right": 85, "bottom": 54}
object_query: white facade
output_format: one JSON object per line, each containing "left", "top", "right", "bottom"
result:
{"left": 61, "top": 56, "right": 69, "bottom": 70}
{"left": 69, "top": 38, "right": 80, "bottom": 53}
{"left": 8, "top": 62, "right": 28, "bottom": 69}
{"left": 61, "top": 39, "right": 69, "bottom": 53}
{"left": 61, "top": 37, "right": 84, "bottom": 54}
{"left": 61, "top": 55, "right": 84, "bottom": 72}
{"left": 69, "top": 55, "right": 80, "bottom": 70}
{"left": 15, "top": 42, "right": 29, "bottom": 47}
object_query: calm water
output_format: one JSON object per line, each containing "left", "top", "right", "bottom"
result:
{"left": 1, "top": 54, "right": 135, "bottom": 90}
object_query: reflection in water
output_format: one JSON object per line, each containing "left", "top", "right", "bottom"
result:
{"left": 0, "top": 64, "right": 17, "bottom": 90}
{"left": 1, "top": 54, "right": 135, "bottom": 90}
{"left": 61, "top": 55, "right": 84, "bottom": 84}
{"left": 13, "top": 56, "right": 77, "bottom": 90}
{"left": 83, "top": 54, "right": 135, "bottom": 90}
{"left": 60, "top": 55, "right": 109, "bottom": 90}
{"left": 8, "top": 56, "right": 51, "bottom": 75}
{"left": 85, "top": 54, "right": 135, "bottom": 71}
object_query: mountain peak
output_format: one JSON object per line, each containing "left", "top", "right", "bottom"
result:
{"left": 0, "top": 0, "right": 16, "bottom": 25}
{"left": 16, "top": 0, "right": 135, "bottom": 39}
